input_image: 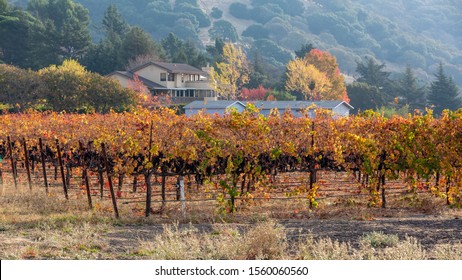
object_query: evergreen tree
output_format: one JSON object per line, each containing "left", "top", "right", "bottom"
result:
{"left": 120, "top": 26, "right": 166, "bottom": 69}
{"left": 295, "top": 42, "right": 314, "bottom": 59}
{"left": 347, "top": 82, "right": 386, "bottom": 113}
{"left": 206, "top": 38, "right": 224, "bottom": 64}
{"left": 427, "top": 63, "right": 462, "bottom": 115}
{"left": 247, "top": 50, "right": 269, "bottom": 88}
{"left": 0, "top": 2, "right": 46, "bottom": 68}
{"left": 27, "top": 0, "right": 92, "bottom": 62}
{"left": 84, "top": 4, "right": 128, "bottom": 74}
{"left": 102, "top": 4, "right": 128, "bottom": 37}
{"left": 355, "top": 56, "right": 395, "bottom": 105}
{"left": 161, "top": 33, "right": 183, "bottom": 62}
{"left": 84, "top": 35, "right": 122, "bottom": 74}
{"left": 397, "top": 65, "right": 426, "bottom": 112}
{"left": 356, "top": 56, "right": 391, "bottom": 89}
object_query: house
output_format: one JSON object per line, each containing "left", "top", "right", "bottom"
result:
{"left": 107, "top": 61, "right": 216, "bottom": 104}
{"left": 184, "top": 100, "right": 353, "bottom": 118}
{"left": 184, "top": 100, "right": 246, "bottom": 117}
{"left": 249, "top": 100, "right": 353, "bottom": 118}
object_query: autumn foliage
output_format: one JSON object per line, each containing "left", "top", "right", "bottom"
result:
{"left": 286, "top": 49, "right": 349, "bottom": 102}
{"left": 128, "top": 73, "right": 171, "bottom": 108}
{"left": 240, "top": 85, "right": 269, "bottom": 101}
{"left": 1, "top": 108, "right": 462, "bottom": 210}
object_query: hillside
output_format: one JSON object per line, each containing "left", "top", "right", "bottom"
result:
{"left": 5, "top": 0, "right": 462, "bottom": 87}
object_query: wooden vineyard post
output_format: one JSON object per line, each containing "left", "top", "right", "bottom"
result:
{"left": 0, "top": 164, "right": 3, "bottom": 188}
{"left": 22, "top": 138, "right": 33, "bottom": 191}
{"left": 38, "top": 138, "right": 49, "bottom": 194}
{"left": 98, "top": 171, "right": 104, "bottom": 199}
{"left": 0, "top": 151, "right": 3, "bottom": 187}
{"left": 55, "top": 139, "right": 68, "bottom": 199}
{"left": 79, "top": 141, "right": 92, "bottom": 209}
{"left": 7, "top": 136, "right": 18, "bottom": 189}
{"left": 381, "top": 174, "right": 386, "bottom": 209}
{"left": 145, "top": 120, "right": 154, "bottom": 217}
{"left": 145, "top": 173, "right": 152, "bottom": 217}
{"left": 161, "top": 171, "right": 166, "bottom": 211}
{"left": 177, "top": 175, "right": 185, "bottom": 217}
{"left": 132, "top": 175, "right": 138, "bottom": 193}
{"left": 101, "top": 143, "right": 119, "bottom": 219}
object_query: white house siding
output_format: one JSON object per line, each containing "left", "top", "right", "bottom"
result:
{"left": 134, "top": 65, "right": 163, "bottom": 85}
{"left": 332, "top": 104, "right": 350, "bottom": 117}
{"left": 108, "top": 73, "right": 131, "bottom": 88}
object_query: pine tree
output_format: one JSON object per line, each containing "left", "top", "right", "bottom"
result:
{"left": 120, "top": 26, "right": 166, "bottom": 68}
{"left": 397, "top": 65, "right": 426, "bottom": 112}
{"left": 294, "top": 42, "right": 314, "bottom": 59}
{"left": 246, "top": 50, "right": 269, "bottom": 88}
{"left": 427, "top": 63, "right": 462, "bottom": 115}
{"left": 27, "top": 0, "right": 92, "bottom": 61}
{"left": 102, "top": 4, "right": 128, "bottom": 37}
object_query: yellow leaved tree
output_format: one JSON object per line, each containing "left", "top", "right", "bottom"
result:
{"left": 285, "top": 49, "right": 349, "bottom": 102}
{"left": 285, "top": 58, "right": 332, "bottom": 101}
{"left": 210, "top": 43, "right": 249, "bottom": 100}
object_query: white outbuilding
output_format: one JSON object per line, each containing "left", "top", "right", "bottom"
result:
{"left": 184, "top": 100, "right": 247, "bottom": 117}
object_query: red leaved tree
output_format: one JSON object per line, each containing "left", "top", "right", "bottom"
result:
{"left": 240, "top": 85, "right": 269, "bottom": 101}
{"left": 128, "top": 73, "right": 171, "bottom": 108}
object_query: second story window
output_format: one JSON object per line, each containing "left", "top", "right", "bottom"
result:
{"left": 160, "top": 73, "right": 166, "bottom": 81}
{"left": 168, "top": 73, "right": 175, "bottom": 81}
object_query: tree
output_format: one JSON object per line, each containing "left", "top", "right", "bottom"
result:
{"left": 120, "top": 26, "right": 166, "bottom": 68}
{"left": 264, "top": 90, "right": 296, "bottom": 101}
{"left": 295, "top": 42, "right": 314, "bottom": 59}
{"left": 38, "top": 59, "right": 91, "bottom": 112}
{"left": 246, "top": 50, "right": 269, "bottom": 88}
{"left": 285, "top": 58, "right": 332, "bottom": 101}
{"left": 304, "top": 49, "right": 349, "bottom": 102}
{"left": 210, "top": 7, "right": 223, "bottom": 19}
{"left": 84, "top": 33, "right": 123, "bottom": 75}
{"left": 38, "top": 59, "right": 135, "bottom": 113}
{"left": 242, "top": 24, "right": 269, "bottom": 40}
{"left": 0, "top": 64, "right": 45, "bottom": 111}
{"left": 208, "top": 20, "right": 238, "bottom": 42}
{"left": 161, "top": 32, "right": 183, "bottom": 62}
{"left": 84, "top": 4, "right": 129, "bottom": 74}
{"left": 427, "top": 63, "right": 462, "bottom": 115}
{"left": 240, "top": 85, "right": 268, "bottom": 101}
{"left": 27, "top": 0, "right": 92, "bottom": 61}
{"left": 0, "top": 2, "right": 46, "bottom": 69}
{"left": 102, "top": 4, "right": 128, "bottom": 37}
{"left": 355, "top": 56, "right": 394, "bottom": 102}
{"left": 347, "top": 82, "right": 386, "bottom": 113}
{"left": 206, "top": 38, "right": 225, "bottom": 64}
{"left": 210, "top": 43, "right": 250, "bottom": 100}
{"left": 397, "top": 65, "right": 426, "bottom": 112}
{"left": 356, "top": 56, "right": 392, "bottom": 89}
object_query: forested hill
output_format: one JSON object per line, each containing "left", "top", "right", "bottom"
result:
{"left": 5, "top": 0, "right": 462, "bottom": 87}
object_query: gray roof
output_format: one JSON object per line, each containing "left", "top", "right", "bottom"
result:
{"left": 247, "top": 100, "right": 353, "bottom": 110}
{"left": 130, "top": 61, "right": 207, "bottom": 75}
{"left": 184, "top": 100, "right": 246, "bottom": 109}
{"left": 109, "top": 71, "right": 166, "bottom": 89}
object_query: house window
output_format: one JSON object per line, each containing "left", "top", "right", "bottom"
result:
{"left": 168, "top": 73, "right": 174, "bottom": 81}
{"left": 160, "top": 73, "right": 166, "bottom": 81}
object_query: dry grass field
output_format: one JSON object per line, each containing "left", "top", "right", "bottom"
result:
{"left": 1, "top": 178, "right": 462, "bottom": 260}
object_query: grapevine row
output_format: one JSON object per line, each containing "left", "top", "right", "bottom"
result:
{"left": 1, "top": 108, "right": 462, "bottom": 216}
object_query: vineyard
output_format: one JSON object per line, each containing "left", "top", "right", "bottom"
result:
{"left": 1, "top": 107, "right": 462, "bottom": 219}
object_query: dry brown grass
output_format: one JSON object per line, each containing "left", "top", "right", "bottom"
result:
{"left": 1, "top": 184, "right": 462, "bottom": 260}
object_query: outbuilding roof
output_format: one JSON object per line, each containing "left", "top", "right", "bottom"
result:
{"left": 248, "top": 100, "right": 353, "bottom": 110}
{"left": 184, "top": 100, "right": 246, "bottom": 109}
